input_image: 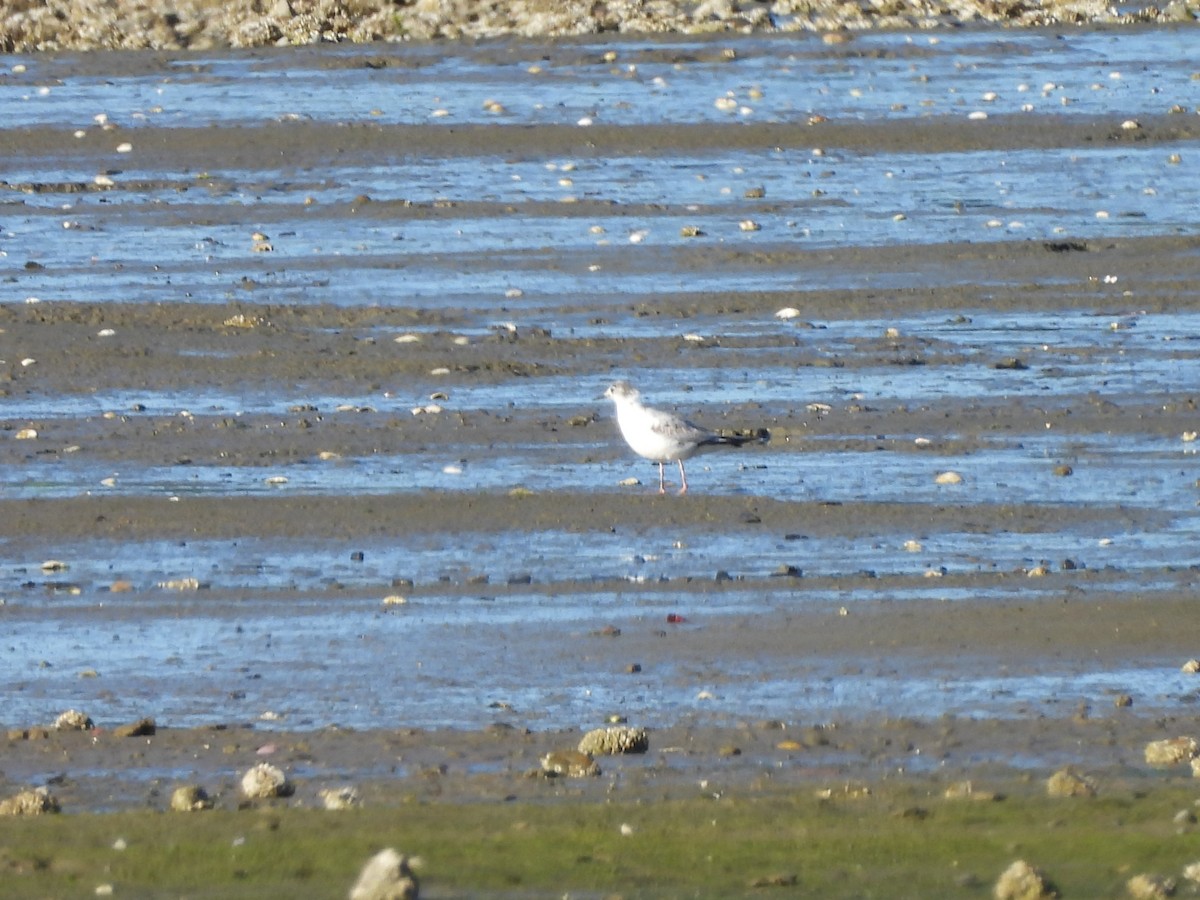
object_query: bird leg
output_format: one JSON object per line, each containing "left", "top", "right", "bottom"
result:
{"left": 677, "top": 459, "right": 689, "bottom": 494}
{"left": 657, "top": 461, "right": 667, "bottom": 494}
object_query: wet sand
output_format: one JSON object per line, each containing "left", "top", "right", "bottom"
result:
{"left": 4, "top": 36, "right": 1200, "bottom": 827}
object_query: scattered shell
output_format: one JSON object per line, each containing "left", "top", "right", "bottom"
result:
{"left": 158, "top": 577, "right": 202, "bottom": 591}
{"left": 14, "top": 428, "right": 38, "bottom": 440}
{"left": 943, "top": 781, "right": 998, "bottom": 801}
{"left": 393, "top": 333, "right": 421, "bottom": 344}
{"left": 739, "top": 220, "right": 761, "bottom": 231}
{"left": 115, "top": 141, "right": 133, "bottom": 153}
{"left": 994, "top": 860, "right": 1055, "bottom": 900}
{"left": 97, "top": 328, "right": 116, "bottom": 337}
{"left": 320, "top": 786, "right": 361, "bottom": 810}
{"left": 222, "top": 313, "right": 262, "bottom": 328}
{"left": 578, "top": 725, "right": 649, "bottom": 756}
{"left": 1026, "top": 565, "right": 1050, "bottom": 577}
{"left": 41, "top": 559, "right": 68, "bottom": 572}
{"left": 774, "top": 307, "right": 801, "bottom": 319}
{"left": 1145, "top": 736, "right": 1198, "bottom": 767}
{"left": 1121, "top": 119, "right": 1141, "bottom": 130}
{"left": 1182, "top": 432, "right": 1197, "bottom": 442}
{"left": 264, "top": 475, "right": 288, "bottom": 485}
{"left": 240, "top": 762, "right": 293, "bottom": 799}
{"left": 382, "top": 595, "right": 407, "bottom": 606}
{"left": 348, "top": 848, "right": 419, "bottom": 900}
{"left": 169, "top": 785, "right": 213, "bottom": 812}
{"left": 540, "top": 750, "right": 600, "bottom": 777}
{"left": 54, "top": 709, "right": 93, "bottom": 731}
{"left": 1046, "top": 766, "right": 1096, "bottom": 797}
{"left": 903, "top": 540, "right": 923, "bottom": 552}
{"left": 0, "top": 786, "right": 60, "bottom": 817}
{"left": 935, "top": 471, "right": 963, "bottom": 485}
{"left": 1183, "top": 659, "right": 1200, "bottom": 673}
{"left": 679, "top": 225, "right": 704, "bottom": 238}
{"left": 411, "top": 404, "right": 443, "bottom": 415}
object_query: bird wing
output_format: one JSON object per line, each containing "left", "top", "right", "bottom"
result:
{"left": 648, "top": 411, "right": 709, "bottom": 443}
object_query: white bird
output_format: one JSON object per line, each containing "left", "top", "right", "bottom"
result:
{"left": 602, "top": 380, "right": 767, "bottom": 494}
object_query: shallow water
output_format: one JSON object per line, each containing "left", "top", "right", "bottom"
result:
{"left": 3, "top": 29, "right": 1200, "bottom": 734}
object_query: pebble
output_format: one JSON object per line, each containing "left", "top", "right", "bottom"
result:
{"left": 994, "top": 860, "right": 1054, "bottom": 900}
{"left": 169, "top": 785, "right": 213, "bottom": 812}
{"left": 0, "top": 786, "right": 60, "bottom": 816}
{"left": 578, "top": 725, "right": 649, "bottom": 755}
{"left": 1045, "top": 766, "right": 1096, "bottom": 797}
{"left": 240, "top": 762, "right": 293, "bottom": 799}
{"left": 348, "top": 848, "right": 418, "bottom": 900}
{"left": 934, "top": 471, "right": 963, "bottom": 485}
{"left": 1127, "top": 874, "right": 1177, "bottom": 900}
{"left": 540, "top": 749, "right": 599, "bottom": 777}
{"left": 1145, "top": 736, "right": 1198, "bottom": 767}
{"left": 320, "top": 786, "right": 361, "bottom": 810}
{"left": 55, "top": 708, "right": 93, "bottom": 730}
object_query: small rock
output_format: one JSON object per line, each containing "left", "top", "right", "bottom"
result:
{"left": 240, "top": 762, "right": 293, "bottom": 799}
{"left": 994, "top": 859, "right": 1056, "bottom": 900}
{"left": 0, "top": 786, "right": 60, "bottom": 816}
{"left": 1145, "top": 737, "right": 1198, "bottom": 767}
{"left": 1127, "top": 873, "right": 1176, "bottom": 899}
{"left": 1046, "top": 766, "right": 1097, "bottom": 797}
{"left": 169, "top": 785, "right": 213, "bottom": 812}
{"left": 578, "top": 725, "right": 649, "bottom": 756}
{"left": 112, "top": 717, "right": 156, "bottom": 738}
{"left": 348, "top": 848, "right": 419, "bottom": 900}
{"left": 993, "top": 357, "right": 1028, "bottom": 370}
{"left": 935, "top": 471, "right": 963, "bottom": 485}
{"left": 54, "top": 709, "right": 93, "bottom": 731}
{"left": 320, "top": 786, "right": 360, "bottom": 810}
{"left": 540, "top": 750, "right": 599, "bottom": 778}
{"left": 1182, "top": 659, "right": 1200, "bottom": 673}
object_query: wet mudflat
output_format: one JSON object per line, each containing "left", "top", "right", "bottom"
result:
{"left": 2, "top": 27, "right": 1200, "bottom": 878}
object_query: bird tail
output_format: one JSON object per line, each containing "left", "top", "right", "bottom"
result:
{"left": 704, "top": 428, "right": 771, "bottom": 448}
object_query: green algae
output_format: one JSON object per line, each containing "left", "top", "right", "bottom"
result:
{"left": 1, "top": 780, "right": 1198, "bottom": 898}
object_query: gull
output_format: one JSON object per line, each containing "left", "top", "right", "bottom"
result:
{"left": 602, "top": 380, "right": 767, "bottom": 494}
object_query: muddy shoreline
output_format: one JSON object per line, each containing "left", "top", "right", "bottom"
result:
{"left": 3, "top": 29, "right": 1200, "bottom": 851}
